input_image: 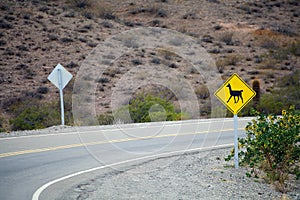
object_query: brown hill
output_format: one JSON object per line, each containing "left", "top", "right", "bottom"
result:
{"left": 0, "top": 0, "right": 299, "bottom": 129}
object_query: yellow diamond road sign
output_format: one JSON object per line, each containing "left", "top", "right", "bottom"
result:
{"left": 215, "top": 73, "right": 256, "bottom": 114}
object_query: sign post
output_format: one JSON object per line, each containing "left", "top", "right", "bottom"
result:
{"left": 48, "top": 64, "right": 73, "bottom": 126}
{"left": 214, "top": 73, "right": 256, "bottom": 169}
{"left": 234, "top": 113, "right": 238, "bottom": 169}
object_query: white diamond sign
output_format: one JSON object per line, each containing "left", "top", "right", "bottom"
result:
{"left": 48, "top": 63, "right": 73, "bottom": 89}
{"left": 48, "top": 63, "right": 73, "bottom": 125}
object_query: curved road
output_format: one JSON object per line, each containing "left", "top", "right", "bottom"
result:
{"left": 0, "top": 118, "right": 251, "bottom": 200}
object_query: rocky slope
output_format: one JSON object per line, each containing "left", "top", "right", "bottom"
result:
{"left": 0, "top": 0, "right": 299, "bottom": 126}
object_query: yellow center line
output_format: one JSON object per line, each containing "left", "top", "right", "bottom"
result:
{"left": 0, "top": 128, "right": 243, "bottom": 158}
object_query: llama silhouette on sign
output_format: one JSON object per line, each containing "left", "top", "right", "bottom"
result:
{"left": 226, "top": 83, "right": 243, "bottom": 103}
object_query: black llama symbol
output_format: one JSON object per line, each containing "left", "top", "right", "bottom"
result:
{"left": 226, "top": 84, "right": 243, "bottom": 104}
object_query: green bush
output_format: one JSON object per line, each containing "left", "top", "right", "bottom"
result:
{"left": 97, "top": 113, "right": 114, "bottom": 125}
{"left": 10, "top": 106, "right": 53, "bottom": 130}
{"left": 9, "top": 95, "right": 73, "bottom": 131}
{"left": 226, "top": 107, "right": 300, "bottom": 192}
{"left": 0, "top": 115, "right": 6, "bottom": 132}
{"left": 128, "top": 93, "right": 182, "bottom": 123}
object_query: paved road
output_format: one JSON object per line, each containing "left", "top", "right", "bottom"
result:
{"left": 0, "top": 118, "right": 251, "bottom": 200}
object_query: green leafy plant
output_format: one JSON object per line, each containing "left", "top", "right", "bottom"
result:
{"left": 0, "top": 115, "right": 6, "bottom": 132}
{"left": 226, "top": 107, "right": 300, "bottom": 192}
{"left": 97, "top": 113, "right": 114, "bottom": 125}
{"left": 9, "top": 93, "right": 73, "bottom": 131}
{"left": 10, "top": 105, "right": 57, "bottom": 130}
{"left": 128, "top": 93, "right": 183, "bottom": 123}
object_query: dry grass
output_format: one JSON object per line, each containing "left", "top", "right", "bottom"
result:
{"left": 252, "top": 29, "right": 296, "bottom": 49}
{"left": 216, "top": 54, "right": 241, "bottom": 73}
{"left": 66, "top": 0, "right": 115, "bottom": 19}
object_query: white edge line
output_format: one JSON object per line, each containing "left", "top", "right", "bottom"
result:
{"left": 32, "top": 143, "right": 234, "bottom": 200}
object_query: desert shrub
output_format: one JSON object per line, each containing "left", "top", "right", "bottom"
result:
{"left": 215, "top": 59, "right": 226, "bottom": 73}
{"left": 10, "top": 104, "right": 58, "bottom": 130}
{"left": 102, "top": 21, "right": 113, "bottom": 28}
{"left": 0, "top": 39, "right": 6, "bottom": 46}
{"left": 131, "top": 59, "right": 142, "bottom": 65}
{"left": 219, "top": 31, "right": 234, "bottom": 45}
{"left": 156, "top": 9, "right": 168, "bottom": 18}
{"left": 195, "top": 85, "right": 210, "bottom": 99}
{"left": 60, "top": 37, "right": 74, "bottom": 43}
{"left": 0, "top": 115, "right": 6, "bottom": 132}
{"left": 129, "top": 4, "right": 168, "bottom": 18}
{"left": 258, "top": 57, "right": 277, "bottom": 69}
{"left": 112, "top": 106, "right": 132, "bottom": 124}
{"left": 259, "top": 37, "right": 279, "bottom": 49}
{"left": 225, "top": 55, "right": 240, "bottom": 65}
{"left": 151, "top": 58, "right": 161, "bottom": 64}
{"left": 71, "top": 0, "right": 90, "bottom": 8}
{"left": 128, "top": 93, "right": 181, "bottom": 123}
{"left": 257, "top": 70, "right": 300, "bottom": 114}
{"left": 259, "top": 43, "right": 296, "bottom": 68}
{"left": 272, "top": 25, "right": 296, "bottom": 37}
{"left": 97, "top": 113, "right": 114, "bottom": 125}
{"left": 0, "top": 19, "right": 13, "bottom": 29}
{"left": 37, "top": 86, "right": 49, "bottom": 94}
{"left": 226, "top": 107, "right": 300, "bottom": 192}
{"left": 9, "top": 92, "right": 73, "bottom": 131}
{"left": 201, "top": 34, "right": 214, "bottom": 43}
{"left": 66, "top": 61, "right": 79, "bottom": 68}
{"left": 289, "top": 40, "right": 300, "bottom": 56}
{"left": 216, "top": 55, "right": 240, "bottom": 73}
{"left": 97, "top": 77, "right": 109, "bottom": 83}
{"left": 67, "top": 0, "right": 115, "bottom": 19}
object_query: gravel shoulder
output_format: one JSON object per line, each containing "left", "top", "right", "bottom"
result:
{"left": 60, "top": 147, "right": 299, "bottom": 200}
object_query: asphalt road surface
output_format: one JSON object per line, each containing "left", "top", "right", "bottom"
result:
{"left": 0, "top": 118, "right": 251, "bottom": 200}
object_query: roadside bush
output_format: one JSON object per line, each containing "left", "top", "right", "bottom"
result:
{"left": 9, "top": 92, "right": 73, "bottom": 131}
{"left": 10, "top": 104, "right": 58, "bottom": 131}
{"left": 0, "top": 115, "right": 6, "bottom": 132}
{"left": 128, "top": 93, "right": 182, "bottom": 123}
{"left": 226, "top": 107, "right": 300, "bottom": 192}
{"left": 97, "top": 113, "right": 114, "bottom": 125}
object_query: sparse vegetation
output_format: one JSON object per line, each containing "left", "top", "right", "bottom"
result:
{"left": 242, "top": 70, "right": 300, "bottom": 116}
{"left": 257, "top": 70, "right": 300, "bottom": 114}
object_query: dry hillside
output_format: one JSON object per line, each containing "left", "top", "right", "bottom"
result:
{"left": 0, "top": 0, "right": 299, "bottom": 129}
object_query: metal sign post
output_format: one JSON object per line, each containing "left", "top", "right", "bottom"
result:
{"left": 215, "top": 73, "right": 256, "bottom": 169}
{"left": 57, "top": 69, "right": 65, "bottom": 125}
{"left": 234, "top": 114, "right": 238, "bottom": 169}
{"left": 48, "top": 64, "right": 73, "bottom": 126}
